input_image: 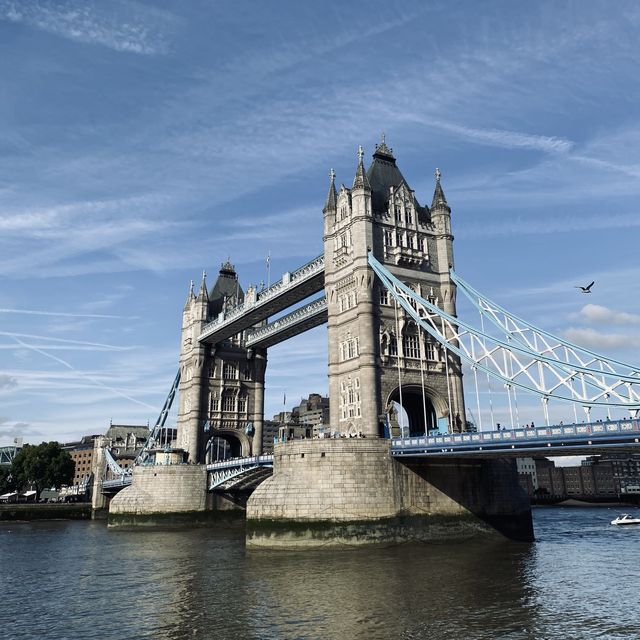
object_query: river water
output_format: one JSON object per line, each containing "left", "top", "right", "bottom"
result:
{"left": 1, "top": 507, "right": 638, "bottom": 640}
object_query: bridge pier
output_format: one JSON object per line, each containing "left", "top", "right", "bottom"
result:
{"left": 246, "top": 439, "right": 533, "bottom": 547}
{"left": 107, "top": 465, "right": 210, "bottom": 527}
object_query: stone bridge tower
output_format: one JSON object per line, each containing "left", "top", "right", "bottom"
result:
{"left": 323, "top": 138, "right": 466, "bottom": 437}
{"left": 177, "top": 261, "right": 267, "bottom": 462}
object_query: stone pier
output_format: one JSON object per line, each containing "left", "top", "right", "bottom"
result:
{"left": 246, "top": 439, "right": 533, "bottom": 548}
{"left": 108, "top": 465, "right": 209, "bottom": 527}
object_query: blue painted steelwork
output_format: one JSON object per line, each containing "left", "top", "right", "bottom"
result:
{"left": 391, "top": 419, "right": 640, "bottom": 458}
{"left": 207, "top": 455, "right": 274, "bottom": 489}
{"left": 102, "top": 476, "right": 132, "bottom": 490}
{"left": 135, "top": 369, "right": 181, "bottom": 466}
{"left": 368, "top": 252, "right": 640, "bottom": 409}
{"left": 451, "top": 269, "right": 640, "bottom": 377}
{"left": 0, "top": 445, "right": 20, "bottom": 466}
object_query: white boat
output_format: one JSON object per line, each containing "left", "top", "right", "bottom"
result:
{"left": 610, "top": 514, "right": 640, "bottom": 526}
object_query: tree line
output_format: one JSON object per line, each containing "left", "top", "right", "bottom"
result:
{"left": 0, "top": 442, "right": 75, "bottom": 496}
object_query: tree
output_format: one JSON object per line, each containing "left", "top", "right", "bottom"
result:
{"left": 11, "top": 442, "right": 75, "bottom": 495}
{"left": 0, "top": 466, "right": 16, "bottom": 494}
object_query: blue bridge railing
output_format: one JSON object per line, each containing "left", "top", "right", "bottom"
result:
{"left": 392, "top": 418, "right": 640, "bottom": 457}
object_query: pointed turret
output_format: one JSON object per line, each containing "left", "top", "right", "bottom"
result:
{"left": 431, "top": 168, "right": 450, "bottom": 212}
{"left": 352, "top": 145, "right": 371, "bottom": 191}
{"left": 197, "top": 270, "right": 209, "bottom": 302}
{"left": 323, "top": 168, "right": 337, "bottom": 213}
{"left": 183, "top": 279, "right": 195, "bottom": 310}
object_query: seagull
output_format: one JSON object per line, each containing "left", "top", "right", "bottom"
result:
{"left": 575, "top": 281, "right": 595, "bottom": 293}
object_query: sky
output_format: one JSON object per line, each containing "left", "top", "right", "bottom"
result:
{"left": 2, "top": 0, "right": 640, "bottom": 447}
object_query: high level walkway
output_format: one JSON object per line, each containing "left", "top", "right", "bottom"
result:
{"left": 198, "top": 255, "right": 325, "bottom": 345}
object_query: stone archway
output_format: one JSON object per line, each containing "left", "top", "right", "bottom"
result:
{"left": 387, "top": 385, "right": 449, "bottom": 436}
{"left": 205, "top": 429, "right": 251, "bottom": 462}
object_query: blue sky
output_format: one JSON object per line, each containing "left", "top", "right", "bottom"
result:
{"left": 2, "top": 0, "right": 640, "bottom": 446}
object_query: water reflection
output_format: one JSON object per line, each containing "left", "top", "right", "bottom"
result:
{"left": 2, "top": 509, "right": 640, "bottom": 640}
{"left": 244, "top": 540, "right": 537, "bottom": 640}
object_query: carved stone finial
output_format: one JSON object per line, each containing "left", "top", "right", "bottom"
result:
{"left": 330, "top": 168, "right": 336, "bottom": 182}
{"left": 435, "top": 167, "right": 441, "bottom": 183}
{"left": 381, "top": 132, "right": 386, "bottom": 145}
{"left": 202, "top": 269, "right": 206, "bottom": 280}
{"left": 357, "top": 145, "right": 364, "bottom": 162}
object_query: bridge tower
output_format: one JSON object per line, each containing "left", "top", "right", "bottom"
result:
{"left": 177, "top": 261, "right": 267, "bottom": 462}
{"left": 323, "top": 138, "right": 466, "bottom": 437}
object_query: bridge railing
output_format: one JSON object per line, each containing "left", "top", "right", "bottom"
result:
{"left": 206, "top": 455, "right": 274, "bottom": 471}
{"left": 246, "top": 297, "right": 327, "bottom": 344}
{"left": 393, "top": 418, "right": 640, "bottom": 450}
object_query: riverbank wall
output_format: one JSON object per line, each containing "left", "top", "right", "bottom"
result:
{"left": 0, "top": 502, "right": 92, "bottom": 521}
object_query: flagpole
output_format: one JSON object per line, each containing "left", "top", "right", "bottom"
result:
{"left": 267, "top": 251, "right": 271, "bottom": 288}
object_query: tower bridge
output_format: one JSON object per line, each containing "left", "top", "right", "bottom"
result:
{"left": 103, "top": 136, "right": 640, "bottom": 546}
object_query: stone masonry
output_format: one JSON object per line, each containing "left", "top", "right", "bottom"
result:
{"left": 246, "top": 439, "right": 533, "bottom": 547}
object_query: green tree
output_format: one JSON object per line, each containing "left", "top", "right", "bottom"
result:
{"left": 0, "top": 465, "right": 16, "bottom": 494}
{"left": 11, "top": 442, "right": 75, "bottom": 495}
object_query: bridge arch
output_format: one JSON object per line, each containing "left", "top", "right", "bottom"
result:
{"left": 387, "top": 385, "right": 449, "bottom": 436}
{"left": 205, "top": 429, "right": 251, "bottom": 463}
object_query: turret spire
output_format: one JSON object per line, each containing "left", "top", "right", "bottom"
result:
{"left": 352, "top": 145, "right": 371, "bottom": 190}
{"left": 197, "top": 270, "right": 209, "bottom": 302}
{"left": 323, "top": 168, "right": 337, "bottom": 213}
{"left": 184, "top": 279, "right": 195, "bottom": 309}
{"left": 431, "top": 167, "right": 449, "bottom": 210}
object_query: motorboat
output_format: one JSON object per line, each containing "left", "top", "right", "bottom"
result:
{"left": 610, "top": 514, "right": 640, "bottom": 526}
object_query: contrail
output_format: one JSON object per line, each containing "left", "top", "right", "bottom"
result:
{"left": 0, "top": 307, "right": 137, "bottom": 319}
{"left": 12, "top": 336, "right": 157, "bottom": 411}
{"left": 0, "top": 331, "right": 132, "bottom": 351}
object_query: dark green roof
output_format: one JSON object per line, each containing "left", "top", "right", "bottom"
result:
{"left": 366, "top": 142, "right": 430, "bottom": 223}
{"left": 209, "top": 261, "right": 244, "bottom": 316}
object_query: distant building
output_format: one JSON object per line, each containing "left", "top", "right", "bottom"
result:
{"left": 265, "top": 394, "right": 332, "bottom": 448}
{"left": 61, "top": 435, "right": 101, "bottom": 485}
{"left": 291, "top": 393, "right": 330, "bottom": 437}
{"left": 532, "top": 458, "right": 565, "bottom": 498}
{"left": 105, "top": 423, "right": 150, "bottom": 471}
{"left": 516, "top": 458, "right": 538, "bottom": 496}
{"left": 528, "top": 454, "right": 640, "bottom": 501}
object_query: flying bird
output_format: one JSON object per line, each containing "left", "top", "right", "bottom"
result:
{"left": 575, "top": 281, "right": 595, "bottom": 293}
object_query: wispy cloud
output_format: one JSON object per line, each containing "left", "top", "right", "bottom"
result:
{"left": 0, "top": 331, "right": 134, "bottom": 352}
{"left": 577, "top": 304, "right": 640, "bottom": 326}
{"left": 0, "top": 0, "right": 177, "bottom": 55}
{"left": 460, "top": 212, "right": 640, "bottom": 239}
{"left": 0, "top": 308, "right": 135, "bottom": 320}
{"left": 411, "top": 118, "right": 574, "bottom": 154}
{"left": 11, "top": 335, "right": 157, "bottom": 410}
{"left": 563, "top": 327, "right": 640, "bottom": 351}
{"left": 0, "top": 374, "right": 17, "bottom": 390}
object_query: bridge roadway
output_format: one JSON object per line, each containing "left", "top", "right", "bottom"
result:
{"left": 392, "top": 418, "right": 640, "bottom": 459}
{"left": 100, "top": 419, "right": 640, "bottom": 493}
{"left": 198, "top": 255, "right": 324, "bottom": 345}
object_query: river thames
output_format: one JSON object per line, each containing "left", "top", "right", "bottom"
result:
{"left": 1, "top": 507, "right": 638, "bottom": 640}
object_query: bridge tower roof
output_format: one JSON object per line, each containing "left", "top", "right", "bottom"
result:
{"left": 209, "top": 260, "right": 244, "bottom": 316}
{"left": 365, "top": 134, "right": 430, "bottom": 222}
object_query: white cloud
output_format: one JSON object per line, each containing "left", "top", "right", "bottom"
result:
{"left": 0, "top": 0, "right": 176, "bottom": 55}
{"left": 562, "top": 327, "right": 640, "bottom": 351}
{"left": 578, "top": 304, "right": 640, "bottom": 326}
{"left": 420, "top": 119, "right": 574, "bottom": 154}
